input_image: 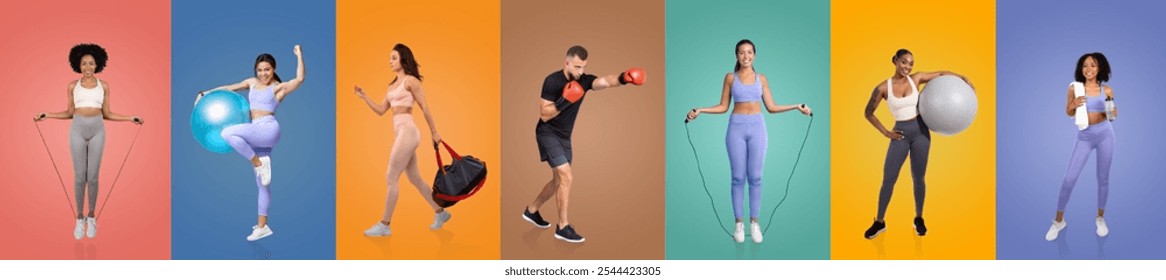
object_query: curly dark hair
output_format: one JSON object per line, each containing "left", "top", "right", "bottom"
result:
{"left": 69, "top": 43, "right": 108, "bottom": 73}
{"left": 1075, "top": 52, "right": 1111, "bottom": 83}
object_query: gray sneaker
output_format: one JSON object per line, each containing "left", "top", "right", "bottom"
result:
{"left": 431, "top": 211, "right": 451, "bottom": 230}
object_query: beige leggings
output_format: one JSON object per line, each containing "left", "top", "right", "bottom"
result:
{"left": 383, "top": 114, "right": 441, "bottom": 222}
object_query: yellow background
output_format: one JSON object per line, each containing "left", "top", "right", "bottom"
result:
{"left": 336, "top": 0, "right": 501, "bottom": 259}
{"left": 831, "top": 0, "right": 996, "bottom": 259}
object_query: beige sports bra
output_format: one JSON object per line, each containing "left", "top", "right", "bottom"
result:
{"left": 387, "top": 82, "right": 413, "bottom": 107}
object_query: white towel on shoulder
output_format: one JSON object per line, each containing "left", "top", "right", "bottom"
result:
{"left": 1071, "top": 82, "right": 1088, "bottom": 130}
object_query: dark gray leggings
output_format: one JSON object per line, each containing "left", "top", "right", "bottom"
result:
{"left": 70, "top": 115, "right": 104, "bottom": 218}
{"left": 876, "top": 118, "right": 930, "bottom": 221}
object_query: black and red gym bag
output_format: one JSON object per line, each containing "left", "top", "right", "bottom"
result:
{"left": 431, "top": 140, "right": 487, "bottom": 208}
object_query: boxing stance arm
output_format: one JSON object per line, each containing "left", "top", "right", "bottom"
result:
{"left": 276, "top": 45, "right": 306, "bottom": 102}
{"left": 913, "top": 71, "right": 973, "bottom": 90}
{"left": 39, "top": 83, "right": 78, "bottom": 120}
{"left": 759, "top": 74, "right": 806, "bottom": 114}
{"left": 539, "top": 98, "right": 560, "bottom": 122}
{"left": 99, "top": 82, "right": 141, "bottom": 123}
{"left": 590, "top": 74, "right": 622, "bottom": 91}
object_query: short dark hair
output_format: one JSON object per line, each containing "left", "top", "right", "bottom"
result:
{"left": 69, "top": 43, "right": 108, "bottom": 73}
{"left": 566, "top": 45, "right": 588, "bottom": 60}
{"left": 1075, "top": 52, "right": 1111, "bottom": 83}
{"left": 892, "top": 48, "right": 912, "bottom": 63}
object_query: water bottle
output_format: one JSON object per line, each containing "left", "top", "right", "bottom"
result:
{"left": 1105, "top": 97, "right": 1116, "bottom": 121}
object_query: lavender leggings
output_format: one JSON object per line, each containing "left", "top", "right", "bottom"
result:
{"left": 220, "top": 115, "right": 280, "bottom": 216}
{"left": 1057, "top": 121, "right": 1114, "bottom": 212}
{"left": 727, "top": 114, "right": 767, "bottom": 219}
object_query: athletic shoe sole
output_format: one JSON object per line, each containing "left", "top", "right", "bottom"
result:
{"left": 864, "top": 228, "right": 885, "bottom": 240}
{"left": 554, "top": 233, "right": 585, "bottom": 243}
{"left": 913, "top": 225, "right": 926, "bottom": 237}
{"left": 247, "top": 231, "right": 273, "bottom": 241}
{"left": 522, "top": 213, "right": 551, "bottom": 229}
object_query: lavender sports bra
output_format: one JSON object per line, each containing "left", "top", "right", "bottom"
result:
{"left": 249, "top": 84, "right": 278, "bottom": 112}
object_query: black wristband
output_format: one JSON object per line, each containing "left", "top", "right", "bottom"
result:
{"left": 555, "top": 97, "right": 572, "bottom": 111}
{"left": 618, "top": 72, "right": 629, "bottom": 85}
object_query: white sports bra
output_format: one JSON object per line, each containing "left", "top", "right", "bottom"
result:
{"left": 73, "top": 78, "right": 104, "bottom": 109}
{"left": 886, "top": 76, "right": 919, "bottom": 121}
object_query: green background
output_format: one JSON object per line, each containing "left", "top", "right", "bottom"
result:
{"left": 665, "top": 0, "right": 830, "bottom": 259}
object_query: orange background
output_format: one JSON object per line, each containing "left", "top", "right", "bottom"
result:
{"left": 0, "top": 0, "right": 171, "bottom": 259}
{"left": 830, "top": 0, "right": 996, "bottom": 259}
{"left": 335, "top": 0, "right": 501, "bottom": 259}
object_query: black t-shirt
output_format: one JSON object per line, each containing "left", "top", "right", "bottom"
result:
{"left": 536, "top": 70, "right": 597, "bottom": 138}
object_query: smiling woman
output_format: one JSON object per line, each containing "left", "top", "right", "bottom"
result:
{"left": 1045, "top": 52, "right": 1117, "bottom": 241}
{"left": 861, "top": 49, "right": 973, "bottom": 239}
{"left": 34, "top": 43, "right": 143, "bottom": 240}
{"left": 194, "top": 44, "right": 306, "bottom": 242}
{"left": 685, "top": 39, "right": 813, "bottom": 244}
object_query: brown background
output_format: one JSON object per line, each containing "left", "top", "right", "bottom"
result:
{"left": 501, "top": 0, "right": 666, "bottom": 259}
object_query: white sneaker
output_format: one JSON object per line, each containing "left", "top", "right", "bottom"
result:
{"left": 1045, "top": 220, "right": 1067, "bottom": 241}
{"left": 86, "top": 217, "right": 97, "bottom": 239}
{"left": 430, "top": 211, "right": 451, "bottom": 230}
{"left": 255, "top": 156, "right": 272, "bottom": 187}
{"left": 751, "top": 222, "right": 763, "bottom": 243}
{"left": 74, "top": 218, "right": 85, "bottom": 240}
{"left": 1096, "top": 217, "right": 1109, "bottom": 237}
{"left": 247, "top": 225, "right": 274, "bottom": 241}
{"left": 733, "top": 222, "right": 745, "bottom": 243}
{"left": 364, "top": 222, "right": 391, "bottom": 236}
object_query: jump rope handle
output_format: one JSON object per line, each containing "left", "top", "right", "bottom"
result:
{"left": 684, "top": 109, "right": 695, "bottom": 124}
{"left": 802, "top": 103, "right": 813, "bottom": 117}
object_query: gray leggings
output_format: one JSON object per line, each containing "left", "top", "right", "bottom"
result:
{"left": 876, "top": 118, "right": 930, "bottom": 221}
{"left": 70, "top": 114, "right": 104, "bottom": 218}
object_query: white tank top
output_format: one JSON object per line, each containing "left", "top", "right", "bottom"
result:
{"left": 73, "top": 78, "right": 104, "bottom": 109}
{"left": 886, "top": 76, "right": 919, "bottom": 121}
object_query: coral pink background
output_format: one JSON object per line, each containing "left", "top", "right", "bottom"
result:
{"left": 0, "top": 0, "right": 171, "bottom": 259}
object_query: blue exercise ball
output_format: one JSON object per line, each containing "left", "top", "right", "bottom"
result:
{"left": 191, "top": 89, "right": 250, "bottom": 153}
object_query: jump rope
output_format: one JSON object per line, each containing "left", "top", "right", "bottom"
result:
{"left": 684, "top": 104, "right": 813, "bottom": 238}
{"left": 35, "top": 120, "right": 143, "bottom": 220}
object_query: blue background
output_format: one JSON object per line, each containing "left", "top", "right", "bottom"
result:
{"left": 997, "top": 0, "right": 1166, "bottom": 259}
{"left": 171, "top": 0, "right": 336, "bottom": 259}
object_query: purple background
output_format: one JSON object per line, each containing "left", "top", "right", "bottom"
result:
{"left": 997, "top": 0, "right": 1166, "bottom": 259}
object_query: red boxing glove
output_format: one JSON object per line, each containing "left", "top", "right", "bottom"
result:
{"left": 619, "top": 67, "right": 646, "bottom": 86}
{"left": 556, "top": 80, "right": 585, "bottom": 110}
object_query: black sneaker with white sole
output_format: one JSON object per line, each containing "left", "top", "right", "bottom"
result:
{"left": 913, "top": 217, "right": 928, "bottom": 236}
{"left": 554, "top": 224, "right": 585, "bottom": 243}
{"left": 522, "top": 208, "right": 551, "bottom": 228}
{"left": 864, "top": 220, "right": 886, "bottom": 239}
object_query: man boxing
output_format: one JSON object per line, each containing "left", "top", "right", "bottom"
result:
{"left": 521, "top": 45, "right": 645, "bottom": 243}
